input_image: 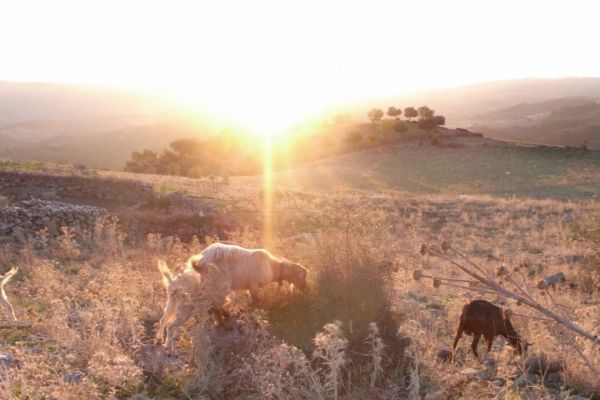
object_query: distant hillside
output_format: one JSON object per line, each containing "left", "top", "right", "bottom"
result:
{"left": 0, "top": 82, "right": 224, "bottom": 168}
{"left": 0, "top": 81, "right": 171, "bottom": 127}
{"left": 0, "top": 117, "right": 219, "bottom": 169}
{"left": 3, "top": 77, "right": 600, "bottom": 168}
{"left": 472, "top": 97, "right": 600, "bottom": 149}
{"left": 348, "top": 77, "right": 600, "bottom": 127}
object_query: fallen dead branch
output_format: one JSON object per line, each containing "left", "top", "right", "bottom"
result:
{"left": 416, "top": 241, "right": 600, "bottom": 377}
{"left": 510, "top": 312, "right": 554, "bottom": 322}
{"left": 0, "top": 321, "right": 30, "bottom": 329}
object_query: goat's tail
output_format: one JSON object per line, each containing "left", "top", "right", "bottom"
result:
{"left": 188, "top": 254, "right": 210, "bottom": 274}
{"left": 157, "top": 260, "right": 173, "bottom": 288}
{"left": 0, "top": 267, "right": 18, "bottom": 289}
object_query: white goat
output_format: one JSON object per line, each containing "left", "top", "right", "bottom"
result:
{"left": 0, "top": 267, "right": 18, "bottom": 321}
{"left": 189, "top": 242, "right": 308, "bottom": 304}
{"left": 156, "top": 243, "right": 308, "bottom": 352}
{"left": 156, "top": 260, "right": 202, "bottom": 353}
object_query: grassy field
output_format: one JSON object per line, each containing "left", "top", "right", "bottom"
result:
{"left": 262, "top": 141, "right": 600, "bottom": 199}
{"left": 92, "top": 140, "right": 600, "bottom": 203}
{"left": 1, "top": 140, "right": 600, "bottom": 399}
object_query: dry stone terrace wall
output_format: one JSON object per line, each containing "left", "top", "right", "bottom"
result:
{"left": 0, "top": 198, "right": 107, "bottom": 245}
{"left": 0, "top": 170, "right": 154, "bottom": 204}
{"left": 0, "top": 170, "right": 238, "bottom": 244}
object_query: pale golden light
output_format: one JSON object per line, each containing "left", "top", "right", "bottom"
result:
{"left": 3, "top": 1, "right": 599, "bottom": 135}
{"left": 261, "top": 131, "right": 274, "bottom": 245}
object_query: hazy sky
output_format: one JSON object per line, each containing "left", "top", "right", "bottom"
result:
{"left": 2, "top": 0, "right": 599, "bottom": 129}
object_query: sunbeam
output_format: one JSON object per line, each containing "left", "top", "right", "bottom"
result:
{"left": 262, "top": 131, "right": 274, "bottom": 245}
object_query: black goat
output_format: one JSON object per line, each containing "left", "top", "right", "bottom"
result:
{"left": 453, "top": 299, "right": 530, "bottom": 360}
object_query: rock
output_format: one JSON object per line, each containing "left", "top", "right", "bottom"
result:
{"left": 425, "top": 390, "right": 449, "bottom": 400}
{"left": 543, "top": 372, "right": 564, "bottom": 387}
{"left": 0, "top": 236, "right": 15, "bottom": 245}
{"left": 483, "top": 357, "right": 497, "bottom": 372}
{"left": 565, "top": 255, "right": 587, "bottom": 265}
{"left": 514, "top": 373, "right": 540, "bottom": 388}
{"left": 135, "top": 344, "right": 189, "bottom": 377}
{"left": 565, "top": 396, "right": 588, "bottom": 400}
{"left": 524, "top": 353, "right": 565, "bottom": 375}
{"left": 12, "top": 226, "right": 27, "bottom": 243}
{"left": 0, "top": 351, "right": 18, "bottom": 369}
{"left": 0, "top": 222, "right": 15, "bottom": 231}
{"left": 63, "top": 370, "right": 85, "bottom": 384}
{"left": 545, "top": 272, "right": 566, "bottom": 287}
{"left": 460, "top": 367, "right": 494, "bottom": 381}
{"left": 436, "top": 348, "right": 453, "bottom": 363}
{"left": 492, "top": 378, "right": 506, "bottom": 387}
{"left": 40, "top": 190, "right": 59, "bottom": 200}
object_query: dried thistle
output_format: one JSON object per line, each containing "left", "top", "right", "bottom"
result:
{"left": 419, "top": 243, "right": 429, "bottom": 256}
{"left": 413, "top": 269, "right": 423, "bottom": 281}
{"left": 536, "top": 280, "right": 549, "bottom": 290}
{"left": 441, "top": 241, "right": 450, "bottom": 252}
{"left": 496, "top": 264, "right": 509, "bottom": 277}
{"left": 432, "top": 277, "right": 441, "bottom": 288}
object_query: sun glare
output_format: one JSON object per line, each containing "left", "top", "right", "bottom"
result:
{"left": 261, "top": 130, "right": 274, "bottom": 246}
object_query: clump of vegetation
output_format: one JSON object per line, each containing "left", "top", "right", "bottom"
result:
{"left": 124, "top": 104, "right": 447, "bottom": 180}
{"left": 124, "top": 130, "right": 262, "bottom": 178}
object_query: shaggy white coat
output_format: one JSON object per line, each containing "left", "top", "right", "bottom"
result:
{"left": 189, "top": 242, "right": 308, "bottom": 303}
{"left": 156, "top": 243, "right": 307, "bottom": 352}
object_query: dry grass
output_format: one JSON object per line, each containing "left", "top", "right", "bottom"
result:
{"left": 0, "top": 188, "right": 599, "bottom": 399}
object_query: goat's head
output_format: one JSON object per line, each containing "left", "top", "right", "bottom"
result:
{"left": 280, "top": 259, "right": 308, "bottom": 291}
{"left": 507, "top": 334, "right": 532, "bottom": 355}
{"left": 503, "top": 308, "right": 531, "bottom": 355}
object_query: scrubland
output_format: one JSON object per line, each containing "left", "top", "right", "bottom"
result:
{"left": 0, "top": 184, "right": 599, "bottom": 399}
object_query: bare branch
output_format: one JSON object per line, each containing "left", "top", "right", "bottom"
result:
{"left": 423, "top": 243, "right": 600, "bottom": 346}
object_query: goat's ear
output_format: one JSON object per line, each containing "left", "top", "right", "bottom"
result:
{"left": 158, "top": 260, "right": 173, "bottom": 288}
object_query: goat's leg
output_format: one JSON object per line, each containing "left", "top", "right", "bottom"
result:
{"left": 249, "top": 284, "right": 260, "bottom": 305}
{"left": 471, "top": 335, "right": 481, "bottom": 362}
{"left": 451, "top": 322, "right": 464, "bottom": 363}
{"left": 156, "top": 299, "right": 176, "bottom": 344}
{"left": 0, "top": 289, "right": 16, "bottom": 321}
{"left": 165, "top": 312, "right": 190, "bottom": 356}
{"left": 484, "top": 334, "right": 494, "bottom": 356}
{"left": 208, "top": 305, "right": 231, "bottom": 329}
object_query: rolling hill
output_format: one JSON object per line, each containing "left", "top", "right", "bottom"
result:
{"left": 82, "top": 137, "right": 600, "bottom": 202}
{"left": 351, "top": 77, "right": 600, "bottom": 126}
{"left": 0, "top": 82, "right": 225, "bottom": 168}
{"left": 3, "top": 77, "right": 600, "bottom": 168}
{"left": 472, "top": 97, "right": 600, "bottom": 149}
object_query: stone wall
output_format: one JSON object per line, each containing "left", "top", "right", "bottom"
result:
{"left": 0, "top": 170, "right": 153, "bottom": 204}
{"left": 0, "top": 198, "right": 107, "bottom": 245}
{"left": 0, "top": 170, "right": 239, "bottom": 244}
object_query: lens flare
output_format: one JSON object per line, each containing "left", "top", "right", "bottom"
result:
{"left": 262, "top": 131, "right": 274, "bottom": 245}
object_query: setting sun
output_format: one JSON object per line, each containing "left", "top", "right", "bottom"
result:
{"left": 2, "top": 2, "right": 600, "bottom": 398}
{"left": 4, "top": 0, "right": 600, "bottom": 132}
